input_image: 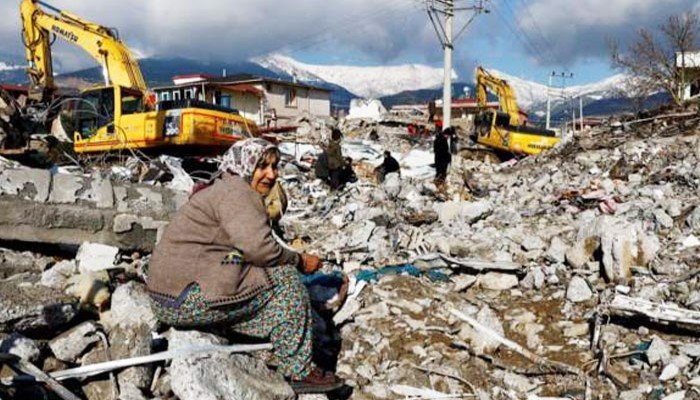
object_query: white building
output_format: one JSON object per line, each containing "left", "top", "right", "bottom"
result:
{"left": 677, "top": 51, "right": 700, "bottom": 100}
{"left": 153, "top": 73, "right": 332, "bottom": 128}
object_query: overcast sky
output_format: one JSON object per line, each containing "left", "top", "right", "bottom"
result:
{"left": 3, "top": 0, "right": 700, "bottom": 84}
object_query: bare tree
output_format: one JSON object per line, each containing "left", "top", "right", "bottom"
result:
{"left": 610, "top": 11, "right": 699, "bottom": 106}
{"left": 611, "top": 75, "right": 657, "bottom": 115}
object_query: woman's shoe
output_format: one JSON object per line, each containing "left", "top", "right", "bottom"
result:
{"left": 289, "top": 368, "right": 344, "bottom": 393}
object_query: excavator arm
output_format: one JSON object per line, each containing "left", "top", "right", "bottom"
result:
{"left": 475, "top": 66, "right": 521, "bottom": 126}
{"left": 20, "top": 0, "right": 147, "bottom": 99}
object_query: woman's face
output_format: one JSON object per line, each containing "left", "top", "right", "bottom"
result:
{"left": 251, "top": 152, "right": 279, "bottom": 196}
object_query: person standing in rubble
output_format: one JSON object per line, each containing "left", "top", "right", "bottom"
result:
{"left": 433, "top": 127, "right": 452, "bottom": 184}
{"left": 147, "top": 138, "right": 344, "bottom": 394}
{"left": 326, "top": 128, "right": 345, "bottom": 189}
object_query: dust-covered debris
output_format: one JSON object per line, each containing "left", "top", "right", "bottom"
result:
{"left": 0, "top": 106, "right": 698, "bottom": 399}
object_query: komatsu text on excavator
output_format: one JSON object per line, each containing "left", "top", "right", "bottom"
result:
{"left": 473, "top": 66, "right": 559, "bottom": 156}
{"left": 20, "top": 0, "right": 258, "bottom": 154}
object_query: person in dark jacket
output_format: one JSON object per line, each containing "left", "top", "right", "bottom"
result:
{"left": 375, "top": 150, "right": 401, "bottom": 183}
{"left": 326, "top": 128, "right": 344, "bottom": 189}
{"left": 434, "top": 128, "right": 452, "bottom": 183}
{"left": 147, "top": 138, "right": 343, "bottom": 394}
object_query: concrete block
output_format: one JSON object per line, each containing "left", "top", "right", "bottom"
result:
{"left": 49, "top": 321, "right": 100, "bottom": 362}
{"left": 113, "top": 214, "right": 168, "bottom": 234}
{"left": 87, "top": 173, "right": 114, "bottom": 209}
{"left": 0, "top": 168, "right": 51, "bottom": 202}
{"left": 76, "top": 242, "right": 119, "bottom": 273}
{"left": 49, "top": 173, "right": 84, "bottom": 204}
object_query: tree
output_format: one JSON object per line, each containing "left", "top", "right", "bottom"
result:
{"left": 610, "top": 11, "right": 699, "bottom": 106}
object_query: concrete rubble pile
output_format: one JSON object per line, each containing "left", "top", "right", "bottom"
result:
{"left": 0, "top": 108, "right": 698, "bottom": 400}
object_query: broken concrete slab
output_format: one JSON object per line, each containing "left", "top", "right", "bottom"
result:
{"left": 87, "top": 173, "right": 114, "bottom": 209}
{"left": 0, "top": 279, "right": 77, "bottom": 334}
{"left": 646, "top": 336, "right": 672, "bottom": 366}
{"left": 79, "top": 342, "right": 115, "bottom": 400}
{"left": 110, "top": 323, "right": 152, "bottom": 395}
{"left": 0, "top": 168, "right": 51, "bottom": 202}
{"left": 167, "top": 329, "right": 295, "bottom": 400}
{"left": 76, "top": 242, "right": 119, "bottom": 273}
{"left": 49, "top": 321, "right": 100, "bottom": 362}
{"left": 478, "top": 272, "right": 519, "bottom": 291}
{"left": 48, "top": 173, "right": 85, "bottom": 204}
{"left": 105, "top": 281, "right": 157, "bottom": 331}
{"left": 566, "top": 276, "right": 593, "bottom": 303}
{"left": 434, "top": 200, "right": 492, "bottom": 225}
{"left": 546, "top": 237, "right": 567, "bottom": 264}
{"left": 0, "top": 333, "right": 41, "bottom": 362}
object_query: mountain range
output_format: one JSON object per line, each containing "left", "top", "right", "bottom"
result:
{"left": 0, "top": 53, "right": 660, "bottom": 122}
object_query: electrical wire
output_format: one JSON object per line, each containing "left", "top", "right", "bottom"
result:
{"left": 516, "top": 0, "right": 557, "bottom": 61}
{"left": 496, "top": 0, "right": 548, "bottom": 60}
{"left": 490, "top": 4, "right": 540, "bottom": 56}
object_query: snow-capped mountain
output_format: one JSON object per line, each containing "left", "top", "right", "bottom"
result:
{"left": 0, "top": 60, "right": 27, "bottom": 84}
{"left": 255, "top": 54, "right": 456, "bottom": 99}
{"left": 0, "top": 62, "right": 23, "bottom": 72}
{"left": 486, "top": 69, "right": 628, "bottom": 111}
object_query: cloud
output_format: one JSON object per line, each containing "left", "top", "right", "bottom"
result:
{"left": 2, "top": 0, "right": 439, "bottom": 70}
{"left": 516, "top": 0, "right": 700, "bottom": 66}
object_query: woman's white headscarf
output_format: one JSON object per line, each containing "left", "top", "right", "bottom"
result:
{"left": 218, "top": 138, "right": 276, "bottom": 182}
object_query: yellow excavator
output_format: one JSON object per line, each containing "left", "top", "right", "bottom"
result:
{"left": 20, "top": 0, "right": 258, "bottom": 155}
{"left": 473, "top": 66, "right": 559, "bottom": 156}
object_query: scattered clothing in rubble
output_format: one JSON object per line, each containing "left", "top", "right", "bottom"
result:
{"left": 301, "top": 271, "right": 346, "bottom": 372}
{"left": 355, "top": 264, "right": 449, "bottom": 283}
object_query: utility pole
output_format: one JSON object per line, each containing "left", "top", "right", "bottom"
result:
{"left": 443, "top": 2, "right": 453, "bottom": 129}
{"left": 427, "top": 0, "right": 489, "bottom": 130}
{"left": 579, "top": 97, "right": 584, "bottom": 132}
{"left": 545, "top": 71, "right": 573, "bottom": 131}
{"left": 546, "top": 72, "right": 554, "bottom": 130}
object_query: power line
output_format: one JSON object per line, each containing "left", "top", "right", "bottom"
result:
{"left": 491, "top": 5, "right": 540, "bottom": 57}
{"left": 497, "top": 1, "right": 548, "bottom": 60}
{"left": 515, "top": 0, "right": 558, "bottom": 66}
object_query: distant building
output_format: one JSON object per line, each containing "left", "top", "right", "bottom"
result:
{"left": 152, "top": 73, "right": 332, "bottom": 128}
{"left": 678, "top": 51, "right": 700, "bottom": 100}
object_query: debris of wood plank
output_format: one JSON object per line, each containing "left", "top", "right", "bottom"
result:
{"left": 415, "top": 253, "right": 521, "bottom": 273}
{"left": 4, "top": 343, "right": 272, "bottom": 384}
{"left": 0, "top": 353, "right": 81, "bottom": 400}
{"left": 449, "top": 308, "right": 583, "bottom": 376}
{"left": 603, "top": 295, "right": 700, "bottom": 331}
{"left": 411, "top": 364, "right": 476, "bottom": 395}
{"left": 390, "top": 383, "right": 474, "bottom": 399}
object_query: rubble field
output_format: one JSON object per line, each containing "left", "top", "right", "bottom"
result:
{"left": 0, "top": 109, "right": 698, "bottom": 400}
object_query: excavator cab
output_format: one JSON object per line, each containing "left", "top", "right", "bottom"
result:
{"left": 71, "top": 87, "right": 115, "bottom": 138}
{"left": 67, "top": 85, "right": 146, "bottom": 140}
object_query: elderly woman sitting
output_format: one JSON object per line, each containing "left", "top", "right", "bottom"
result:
{"left": 147, "top": 138, "right": 344, "bottom": 393}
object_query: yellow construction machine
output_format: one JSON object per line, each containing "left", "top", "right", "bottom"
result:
{"left": 473, "top": 66, "right": 559, "bottom": 156}
{"left": 20, "top": 0, "right": 258, "bottom": 155}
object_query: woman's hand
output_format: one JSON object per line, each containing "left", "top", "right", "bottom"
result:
{"left": 299, "top": 253, "right": 322, "bottom": 274}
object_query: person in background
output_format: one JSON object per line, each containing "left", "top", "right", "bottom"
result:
{"left": 375, "top": 150, "right": 401, "bottom": 183}
{"left": 447, "top": 126, "right": 459, "bottom": 155}
{"left": 326, "top": 128, "right": 345, "bottom": 189}
{"left": 147, "top": 138, "right": 344, "bottom": 394}
{"left": 433, "top": 127, "right": 452, "bottom": 184}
